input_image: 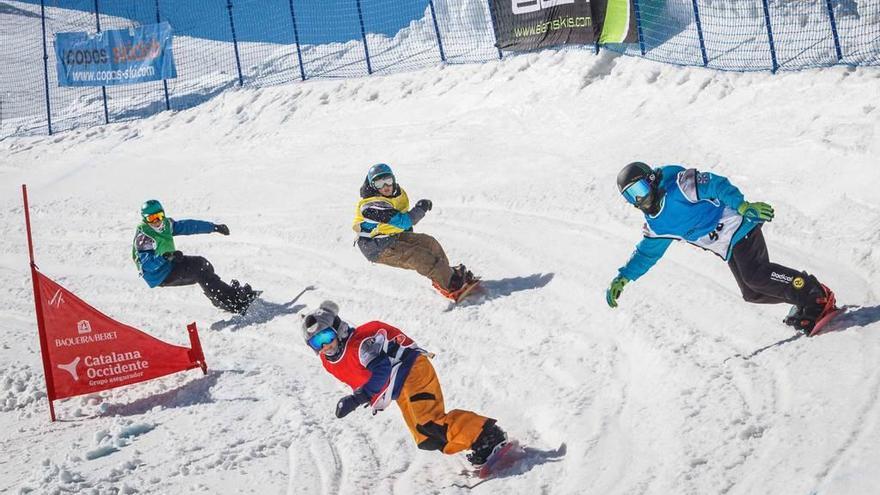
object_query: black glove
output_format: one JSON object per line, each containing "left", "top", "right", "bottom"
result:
{"left": 415, "top": 199, "right": 432, "bottom": 212}
{"left": 335, "top": 389, "right": 370, "bottom": 418}
{"left": 162, "top": 251, "right": 184, "bottom": 263}
{"left": 214, "top": 224, "right": 230, "bottom": 235}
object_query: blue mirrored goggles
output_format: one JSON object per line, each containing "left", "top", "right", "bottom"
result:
{"left": 307, "top": 327, "right": 337, "bottom": 351}
{"left": 621, "top": 178, "right": 652, "bottom": 205}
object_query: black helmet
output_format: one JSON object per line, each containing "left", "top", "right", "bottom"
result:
{"left": 617, "top": 162, "right": 662, "bottom": 214}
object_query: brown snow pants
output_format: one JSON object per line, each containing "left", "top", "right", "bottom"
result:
{"left": 376, "top": 232, "right": 454, "bottom": 290}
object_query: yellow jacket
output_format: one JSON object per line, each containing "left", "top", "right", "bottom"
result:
{"left": 353, "top": 188, "right": 412, "bottom": 238}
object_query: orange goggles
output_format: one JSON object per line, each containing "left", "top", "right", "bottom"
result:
{"left": 145, "top": 211, "right": 165, "bottom": 223}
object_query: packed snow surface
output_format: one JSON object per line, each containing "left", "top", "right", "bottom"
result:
{"left": 2, "top": 42, "right": 880, "bottom": 494}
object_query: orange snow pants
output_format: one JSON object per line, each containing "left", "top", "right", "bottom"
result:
{"left": 396, "top": 355, "right": 489, "bottom": 454}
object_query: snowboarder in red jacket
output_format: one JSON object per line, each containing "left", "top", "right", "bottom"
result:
{"left": 302, "top": 300, "right": 508, "bottom": 466}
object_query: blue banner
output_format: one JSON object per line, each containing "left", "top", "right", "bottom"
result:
{"left": 55, "top": 22, "right": 177, "bottom": 87}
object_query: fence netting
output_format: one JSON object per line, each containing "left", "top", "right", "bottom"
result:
{"left": 1, "top": 0, "right": 877, "bottom": 138}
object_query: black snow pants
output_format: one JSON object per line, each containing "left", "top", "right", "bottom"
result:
{"left": 160, "top": 255, "right": 244, "bottom": 313}
{"left": 727, "top": 225, "right": 821, "bottom": 308}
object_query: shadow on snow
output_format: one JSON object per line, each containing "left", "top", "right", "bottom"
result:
{"left": 726, "top": 304, "right": 880, "bottom": 362}
{"left": 821, "top": 304, "right": 880, "bottom": 332}
{"left": 452, "top": 273, "right": 555, "bottom": 309}
{"left": 452, "top": 443, "right": 567, "bottom": 489}
{"left": 210, "top": 286, "right": 315, "bottom": 331}
{"left": 97, "top": 369, "right": 256, "bottom": 417}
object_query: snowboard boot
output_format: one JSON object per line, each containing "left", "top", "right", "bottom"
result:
{"left": 433, "top": 265, "right": 477, "bottom": 301}
{"left": 466, "top": 420, "right": 508, "bottom": 467}
{"left": 230, "top": 280, "right": 259, "bottom": 315}
{"left": 463, "top": 267, "right": 476, "bottom": 285}
{"left": 448, "top": 264, "right": 477, "bottom": 291}
{"left": 784, "top": 283, "right": 836, "bottom": 335}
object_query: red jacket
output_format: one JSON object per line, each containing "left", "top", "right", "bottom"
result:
{"left": 320, "top": 320, "right": 423, "bottom": 412}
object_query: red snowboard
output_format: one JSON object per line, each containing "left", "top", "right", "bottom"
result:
{"left": 477, "top": 440, "right": 526, "bottom": 479}
{"left": 808, "top": 307, "right": 846, "bottom": 337}
{"left": 434, "top": 278, "right": 482, "bottom": 303}
{"left": 452, "top": 279, "right": 482, "bottom": 303}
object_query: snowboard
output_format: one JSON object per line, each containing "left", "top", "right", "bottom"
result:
{"left": 451, "top": 441, "right": 566, "bottom": 489}
{"left": 435, "top": 278, "right": 482, "bottom": 304}
{"left": 807, "top": 306, "right": 846, "bottom": 337}
{"left": 452, "top": 279, "right": 482, "bottom": 304}
{"left": 476, "top": 440, "right": 526, "bottom": 479}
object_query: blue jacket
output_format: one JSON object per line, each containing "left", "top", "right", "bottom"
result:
{"left": 134, "top": 219, "right": 217, "bottom": 287}
{"left": 360, "top": 348, "right": 419, "bottom": 400}
{"left": 619, "top": 166, "right": 761, "bottom": 281}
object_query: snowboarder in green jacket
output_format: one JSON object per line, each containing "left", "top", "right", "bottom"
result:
{"left": 132, "top": 200, "right": 257, "bottom": 314}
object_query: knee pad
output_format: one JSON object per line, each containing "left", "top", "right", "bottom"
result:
{"left": 415, "top": 422, "right": 449, "bottom": 452}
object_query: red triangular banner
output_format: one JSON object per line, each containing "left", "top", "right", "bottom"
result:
{"left": 34, "top": 269, "right": 207, "bottom": 403}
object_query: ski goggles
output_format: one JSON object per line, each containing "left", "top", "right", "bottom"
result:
{"left": 145, "top": 211, "right": 165, "bottom": 223}
{"left": 307, "top": 327, "right": 337, "bottom": 351}
{"left": 371, "top": 175, "right": 395, "bottom": 189}
{"left": 621, "top": 178, "right": 652, "bottom": 206}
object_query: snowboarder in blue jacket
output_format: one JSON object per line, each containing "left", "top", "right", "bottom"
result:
{"left": 606, "top": 162, "right": 836, "bottom": 334}
{"left": 132, "top": 200, "right": 257, "bottom": 314}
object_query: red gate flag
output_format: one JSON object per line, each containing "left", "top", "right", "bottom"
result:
{"left": 35, "top": 270, "right": 207, "bottom": 401}
{"left": 23, "top": 184, "right": 207, "bottom": 421}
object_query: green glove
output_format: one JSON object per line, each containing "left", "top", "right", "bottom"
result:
{"left": 606, "top": 276, "right": 629, "bottom": 308}
{"left": 737, "top": 201, "right": 774, "bottom": 222}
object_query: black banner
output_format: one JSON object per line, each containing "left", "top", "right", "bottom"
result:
{"left": 490, "top": 0, "right": 638, "bottom": 52}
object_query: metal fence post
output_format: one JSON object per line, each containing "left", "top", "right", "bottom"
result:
{"left": 486, "top": 0, "right": 503, "bottom": 59}
{"left": 428, "top": 0, "right": 446, "bottom": 62}
{"left": 760, "top": 0, "right": 779, "bottom": 72}
{"left": 287, "top": 0, "right": 307, "bottom": 80}
{"left": 226, "top": 0, "right": 245, "bottom": 86}
{"left": 355, "top": 0, "right": 373, "bottom": 74}
{"left": 94, "top": 0, "right": 109, "bottom": 124}
{"left": 633, "top": 0, "right": 646, "bottom": 56}
{"left": 39, "top": 0, "right": 53, "bottom": 135}
{"left": 824, "top": 0, "right": 844, "bottom": 63}
{"left": 155, "top": 0, "right": 171, "bottom": 110}
{"left": 691, "top": 0, "right": 708, "bottom": 67}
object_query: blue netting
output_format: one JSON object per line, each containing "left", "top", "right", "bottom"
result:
{"left": 1, "top": 0, "right": 878, "bottom": 138}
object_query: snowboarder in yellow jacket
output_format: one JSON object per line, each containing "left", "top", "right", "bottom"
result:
{"left": 352, "top": 163, "right": 477, "bottom": 300}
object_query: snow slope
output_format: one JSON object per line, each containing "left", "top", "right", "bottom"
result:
{"left": 1, "top": 45, "right": 880, "bottom": 494}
